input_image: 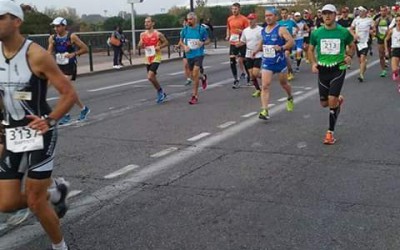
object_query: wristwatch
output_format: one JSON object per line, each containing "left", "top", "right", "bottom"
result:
{"left": 45, "top": 117, "right": 57, "bottom": 127}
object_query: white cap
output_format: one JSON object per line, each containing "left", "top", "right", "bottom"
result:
{"left": 321, "top": 4, "right": 337, "bottom": 13}
{"left": 51, "top": 17, "right": 67, "bottom": 26}
{"left": 0, "top": 0, "right": 24, "bottom": 21}
{"left": 294, "top": 12, "right": 301, "bottom": 16}
{"left": 358, "top": 6, "right": 367, "bottom": 12}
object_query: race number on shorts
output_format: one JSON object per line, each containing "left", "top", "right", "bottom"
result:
{"left": 320, "top": 39, "right": 341, "bottom": 55}
{"left": 6, "top": 126, "right": 44, "bottom": 153}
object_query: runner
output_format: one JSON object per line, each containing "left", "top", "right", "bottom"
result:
{"left": 314, "top": 9, "right": 324, "bottom": 28}
{"left": 175, "top": 17, "right": 192, "bottom": 86}
{"left": 255, "top": 7, "right": 294, "bottom": 120}
{"left": 238, "top": 13, "right": 263, "bottom": 97}
{"left": 350, "top": 6, "right": 375, "bottom": 82}
{"left": 138, "top": 16, "right": 169, "bottom": 104}
{"left": 374, "top": 6, "right": 391, "bottom": 77}
{"left": 179, "top": 12, "right": 210, "bottom": 104}
{"left": 226, "top": 2, "right": 249, "bottom": 88}
{"left": 337, "top": 6, "right": 354, "bottom": 29}
{"left": 0, "top": 2, "right": 77, "bottom": 250}
{"left": 293, "top": 12, "right": 310, "bottom": 72}
{"left": 48, "top": 17, "right": 90, "bottom": 125}
{"left": 302, "top": 9, "right": 314, "bottom": 64}
{"left": 278, "top": 8, "right": 297, "bottom": 81}
{"left": 308, "top": 4, "right": 354, "bottom": 145}
{"left": 385, "top": 14, "right": 400, "bottom": 92}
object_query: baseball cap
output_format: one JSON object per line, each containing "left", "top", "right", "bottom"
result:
{"left": 247, "top": 13, "right": 257, "bottom": 19}
{"left": 303, "top": 9, "right": 309, "bottom": 13}
{"left": 0, "top": 0, "right": 24, "bottom": 21}
{"left": 51, "top": 17, "right": 67, "bottom": 26}
{"left": 358, "top": 6, "right": 367, "bottom": 12}
{"left": 321, "top": 4, "right": 337, "bottom": 13}
{"left": 294, "top": 12, "right": 301, "bottom": 16}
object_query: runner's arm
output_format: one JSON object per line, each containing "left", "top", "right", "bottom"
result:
{"left": 157, "top": 32, "right": 169, "bottom": 50}
{"left": 47, "top": 35, "right": 55, "bottom": 55}
{"left": 71, "top": 33, "right": 89, "bottom": 57}
{"left": 384, "top": 28, "right": 392, "bottom": 54}
{"left": 279, "top": 27, "right": 294, "bottom": 51}
{"left": 138, "top": 33, "right": 144, "bottom": 48}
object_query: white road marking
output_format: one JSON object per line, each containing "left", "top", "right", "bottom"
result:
{"left": 168, "top": 71, "right": 184, "bottom": 76}
{"left": 242, "top": 111, "right": 257, "bottom": 118}
{"left": 46, "top": 97, "right": 59, "bottom": 101}
{"left": 187, "top": 132, "right": 211, "bottom": 142}
{"left": 293, "top": 91, "right": 304, "bottom": 96}
{"left": 0, "top": 60, "right": 381, "bottom": 250}
{"left": 278, "top": 97, "right": 287, "bottom": 102}
{"left": 151, "top": 147, "right": 178, "bottom": 158}
{"left": 305, "top": 87, "right": 313, "bottom": 90}
{"left": 221, "top": 61, "right": 230, "bottom": 65}
{"left": 217, "top": 121, "right": 236, "bottom": 129}
{"left": 88, "top": 79, "right": 147, "bottom": 92}
{"left": 67, "top": 190, "right": 83, "bottom": 199}
{"left": 104, "top": 164, "right": 140, "bottom": 179}
{"left": 268, "top": 103, "right": 276, "bottom": 108}
{"left": 168, "top": 85, "right": 186, "bottom": 88}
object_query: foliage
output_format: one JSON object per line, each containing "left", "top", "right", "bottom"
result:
{"left": 21, "top": 11, "right": 53, "bottom": 35}
{"left": 102, "top": 16, "right": 125, "bottom": 31}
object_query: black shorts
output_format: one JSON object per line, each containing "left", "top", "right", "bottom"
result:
{"left": 392, "top": 48, "right": 400, "bottom": 58}
{"left": 304, "top": 36, "right": 310, "bottom": 44}
{"left": 245, "top": 58, "right": 262, "bottom": 69}
{"left": 317, "top": 65, "right": 346, "bottom": 101}
{"left": 146, "top": 63, "right": 160, "bottom": 74}
{"left": 0, "top": 127, "right": 58, "bottom": 180}
{"left": 58, "top": 63, "right": 77, "bottom": 81}
{"left": 187, "top": 56, "right": 204, "bottom": 71}
{"left": 229, "top": 44, "right": 246, "bottom": 57}
{"left": 356, "top": 45, "right": 369, "bottom": 57}
{"left": 377, "top": 37, "right": 385, "bottom": 45}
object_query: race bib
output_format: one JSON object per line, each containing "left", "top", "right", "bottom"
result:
{"left": 357, "top": 42, "right": 368, "bottom": 51}
{"left": 6, "top": 126, "right": 44, "bottom": 153}
{"left": 187, "top": 39, "right": 200, "bottom": 50}
{"left": 144, "top": 46, "right": 156, "bottom": 57}
{"left": 55, "top": 53, "right": 69, "bottom": 65}
{"left": 246, "top": 49, "right": 253, "bottom": 58}
{"left": 230, "top": 34, "right": 240, "bottom": 42}
{"left": 262, "top": 45, "right": 276, "bottom": 58}
{"left": 378, "top": 26, "right": 388, "bottom": 35}
{"left": 13, "top": 91, "right": 32, "bottom": 101}
{"left": 392, "top": 36, "right": 400, "bottom": 48}
{"left": 303, "top": 33, "right": 309, "bottom": 38}
{"left": 320, "top": 39, "right": 340, "bottom": 55}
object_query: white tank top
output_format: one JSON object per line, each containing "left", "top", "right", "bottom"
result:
{"left": 392, "top": 28, "right": 400, "bottom": 48}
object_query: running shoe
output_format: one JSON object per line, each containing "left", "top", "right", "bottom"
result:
{"left": 286, "top": 97, "right": 294, "bottom": 112}
{"left": 287, "top": 73, "right": 294, "bottom": 81}
{"left": 357, "top": 74, "right": 364, "bottom": 82}
{"left": 185, "top": 79, "right": 192, "bottom": 86}
{"left": 258, "top": 109, "right": 269, "bottom": 120}
{"left": 78, "top": 106, "right": 90, "bottom": 121}
{"left": 252, "top": 90, "right": 261, "bottom": 97}
{"left": 58, "top": 114, "right": 71, "bottom": 125}
{"left": 52, "top": 178, "right": 70, "bottom": 219}
{"left": 232, "top": 80, "right": 240, "bottom": 89}
{"left": 392, "top": 72, "right": 399, "bottom": 81}
{"left": 6, "top": 208, "right": 30, "bottom": 226}
{"left": 323, "top": 131, "right": 336, "bottom": 145}
{"left": 188, "top": 95, "right": 198, "bottom": 105}
{"left": 239, "top": 72, "right": 246, "bottom": 80}
{"left": 380, "top": 70, "right": 387, "bottom": 77}
{"left": 156, "top": 92, "right": 167, "bottom": 104}
{"left": 295, "top": 67, "right": 300, "bottom": 73}
{"left": 201, "top": 74, "right": 208, "bottom": 90}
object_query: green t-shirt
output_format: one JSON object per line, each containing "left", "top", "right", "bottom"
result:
{"left": 310, "top": 25, "right": 353, "bottom": 68}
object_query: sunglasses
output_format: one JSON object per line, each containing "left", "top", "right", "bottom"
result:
{"left": 322, "top": 11, "right": 334, "bottom": 15}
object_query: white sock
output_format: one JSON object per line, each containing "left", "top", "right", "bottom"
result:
{"left": 52, "top": 239, "right": 68, "bottom": 250}
{"left": 49, "top": 187, "right": 61, "bottom": 204}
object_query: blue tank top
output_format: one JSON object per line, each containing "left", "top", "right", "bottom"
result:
{"left": 261, "top": 24, "right": 285, "bottom": 64}
{"left": 54, "top": 33, "right": 76, "bottom": 64}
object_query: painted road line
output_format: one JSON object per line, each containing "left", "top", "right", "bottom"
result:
{"left": 220, "top": 61, "right": 230, "bottom": 65}
{"left": 104, "top": 164, "right": 140, "bottom": 179}
{"left": 88, "top": 79, "right": 147, "bottom": 92}
{"left": 218, "top": 121, "right": 236, "bottom": 129}
{"left": 168, "top": 71, "right": 184, "bottom": 76}
{"left": 187, "top": 132, "right": 211, "bottom": 142}
{"left": 168, "top": 85, "right": 187, "bottom": 88}
{"left": 151, "top": 147, "right": 178, "bottom": 158}
{"left": 305, "top": 87, "right": 313, "bottom": 90}
{"left": 0, "top": 60, "right": 381, "bottom": 250}
{"left": 242, "top": 111, "right": 257, "bottom": 118}
{"left": 47, "top": 97, "right": 59, "bottom": 101}
{"left": 67, "top": 190, "right": 83, "bottom": 199}
{"left": 268, "top": 103, "right": 276, "bottom": 108}
{"left": 293, "top": 91, "right": 304, "bottom": 96}
{"left": 277, "top": 97, "right": 287, "bottom": 102}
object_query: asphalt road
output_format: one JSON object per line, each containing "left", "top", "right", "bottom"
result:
{"left": 1, "top": 48, "right": 400, "bottom": 250}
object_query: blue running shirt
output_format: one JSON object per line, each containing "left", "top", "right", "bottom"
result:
{"left": 180, "top": 25, "right": 208, "bottom": 59}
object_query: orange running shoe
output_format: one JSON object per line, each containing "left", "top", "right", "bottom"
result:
{"left": 323, "top": 131, "right": 336, "bottom": 145}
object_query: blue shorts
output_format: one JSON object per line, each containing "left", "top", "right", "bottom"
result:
{"left": 262, "top": 59, "right": 287, "bottom": 74}
{"left": 295, "top": 39, "right": 304, "bottom": 52}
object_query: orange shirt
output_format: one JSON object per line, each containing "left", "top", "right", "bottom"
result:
{"left": 141, "top": 31, "right": 162, "bottom": 64}
{"left": 227, "top": 14, "right": 249, "bottom": 44}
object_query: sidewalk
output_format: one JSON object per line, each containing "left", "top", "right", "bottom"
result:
{"left": 77, "top": 44, "right": 229, "bottom": 76}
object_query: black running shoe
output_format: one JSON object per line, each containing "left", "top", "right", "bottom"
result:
{"left": 232, "top": 80, "right": 240, "bottom": 89}
{"left": 52, "top": 178, "right": 70, "bottom": 219}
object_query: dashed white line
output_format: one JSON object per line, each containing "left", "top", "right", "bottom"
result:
{"left": 293, "top": 91, "right": 304, "bottom": 96}
{"left": 88, "top": 79, "right": 147, "bottom": 92}
{"left": 151, "top": 147, "right": 178, "bottom": 158}
{"left": 187, "top": 132, "right": 211, "bottom": 142}
{"left": 305, "top": 87, "right": 313, "bottom": 90}
{"left": 47, "top": 97, "right": 59, "bottom": 101}
{"left": 104, "top": 164, "right": 140, "bottom": 179}
{"left": 242, "top": 111, "right": 257, "bottom": 118}
{"left": 168, "top": 71, "right": 185, "bottom": 76}
{"left": 277, "top": 97, "right": 287, "bottom": 102}
{"left": 268, "top": 103, "right": 276, "bottom": 108}
{"left": 217, "top": 121, "right": 236, "bottom": 129}
{"left": 67, "top": 190, "right": 83, "bottom": 199}
{"left": 220, "top": 61, "right": 230, "bottom": 65}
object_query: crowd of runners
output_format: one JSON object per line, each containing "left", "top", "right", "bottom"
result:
{"left": 1, "top": 1, "right": 400, "bottom": 250}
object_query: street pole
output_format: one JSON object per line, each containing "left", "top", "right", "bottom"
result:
{"left": 130, "top": 2, "right": 136, "bottom": 55}
{"left": 190, "top": 0, "right": 194, "bottom": 11}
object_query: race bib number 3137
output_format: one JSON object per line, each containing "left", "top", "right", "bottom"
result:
{"left": 320, "top": 39, "right": 341, "bottom": 55}
{"left": 6, "top": 126, "right": 44, "bottom": 153}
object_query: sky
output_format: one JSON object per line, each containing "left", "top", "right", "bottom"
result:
{"left": 19, "top": 0, "right": 190, "bottom": 16}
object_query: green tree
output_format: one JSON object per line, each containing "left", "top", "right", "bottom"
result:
{"left": 103, "top": 16, "right": 125, "bottom": 31}
{"left": 21, "top": 11, "right": 52, "bottom": 35}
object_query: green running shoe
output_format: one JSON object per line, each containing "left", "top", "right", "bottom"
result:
{"left": 286, "top": 97, "right": 294, "bottom": 112}
{"left": 252, "top": 90, "right": 261, "bottom": 97}
{"left": 258, "top": 109, "right": 269, "bottom": 120}
{"left": 380, "top": 70, "right": 387, "bottom": 77}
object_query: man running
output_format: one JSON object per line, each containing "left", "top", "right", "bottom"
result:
{"left": 48, "top": 17, "right": 90, "bottom": 125}
{"left": 374, "top": 6, "right": 391, "bottom": 77}
{"left": 278, "top": 8, "right": 297, "bottom": 81}
{"left": 238, "top": 13, "right": 263, "bottom": 97}
{"left": 179, "top": 12, "right": 210, "bottom": 104}
{"left": 385, "top": 15, "right": 400, "bottom": 92}
{"left": 293, "top": 12, "right": 310, "bottom": 72}
{"left": 302, "top": 9, "right": 314, "bottom": 64}
{"left": 256, "top": 7, "right": 294, "bottom": 120}
{"left": 308, "top": 4, "right": 354, "bottom": 145}
{"left": 350, "top": 6, "right": 375, "bottom": 82}
{"left": 138, "top": 16, "right": 169, "bottom": 104}
{"left": 0, "top": 2, "right": 77, "bottom": 250}
{"left": 337, "top": 7, "right": 354, "bottom": 29}
{"left": 226, "top": 2, "right": 249, "bottom": 88}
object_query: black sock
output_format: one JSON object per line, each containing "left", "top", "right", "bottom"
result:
{"left": 296, "top": 59, "right": 301, "bottom": 67}
{"left": 252, "top": 78, "right": 260, "bottom": 90}
{"left": 329, "top": 107, "right": 340, "bottom": 131}
{"left": 230, "top": 58, "right": 237, "bottom": 79}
